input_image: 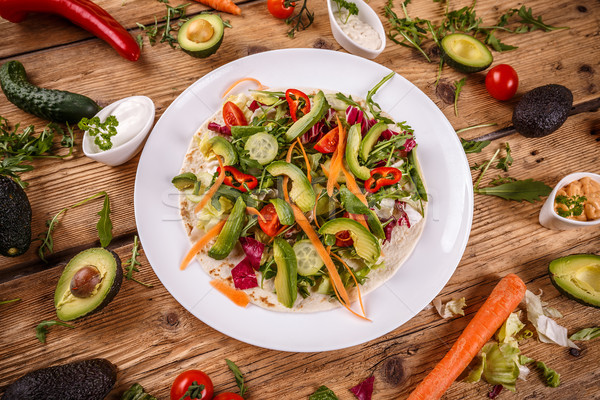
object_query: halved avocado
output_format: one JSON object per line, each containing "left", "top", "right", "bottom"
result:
{"left": 54, "top": 248, "right": 123, "bottom": 321}
{"left": 440, "top": 33, "right": 493, "bottom": 73}
{"left": 178, "top": 14, "right": 224, "bottom": 58}
{"left": 0, "top": 175, "right": 31, "bottom": 257}
{"left": 549, "top": 254, "right": 600, "bottom": 308}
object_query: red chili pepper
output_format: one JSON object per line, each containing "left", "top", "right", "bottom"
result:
{"left": 0, "top": 0, "right": 140, "bottom": 61}
{"left": 285, "top": 89, "right": 311, "bottom": 122}
{"left": 217, "top": 166, "right": 258, "bottom": 192}
{"left": 364, "top": 167, "right": 402, "bottom": 193}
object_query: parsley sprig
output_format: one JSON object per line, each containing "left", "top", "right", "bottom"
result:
{"left": 78, "top": 115, "right": 119, "bottom": 151}
{"left": 555, "top": 194, "right": 587, "bottom": 218}
{"left": 332, "top": 0, "right": 358, "bottom": 24}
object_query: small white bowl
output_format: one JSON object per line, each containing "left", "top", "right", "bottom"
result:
{"left": 539, "top": 172, "right": 600, "bottom": 230}
{"left": 83, "top": 96, "right": 155, "bottom": 167}
{"left": 327, "top": 0, "right": 386, "bottom": 59}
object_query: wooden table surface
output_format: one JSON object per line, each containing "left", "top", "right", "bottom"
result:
{"left": 1, "top": 0, "right": 599, "bottom": 399}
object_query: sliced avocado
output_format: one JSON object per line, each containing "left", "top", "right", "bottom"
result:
{"left": 339, "top": 186, "right": 385, "bottom": 240}
{"left": 172, "top": 172, "right": 197, "bottom": 191}
{"left": 54, "top": 248, "right": 123, "bottom": 321}
{"left": 549, "top": 254, "right": 600, "bottom": 308}
{"left": 285, "top": 91, "right": 329, "bottom": 141}
{"left": 205, "top": 136, "right": 237, "bottom": 165}
{"left": 512, "top": 84, "right": 573, "bottom": 138}
{"left": 270, "top": 198, "right": 295, "bottom": 225}
{"left": 440, "top": 33, "right": 493, "bottom": 73}
{"left": 178, "top": 14, "right": 224, "bottom": 58}
{"left": 231, "top": 125, "right": 266, "bottom": 138}
{"left": 273, "top": 238, "right": 298, "bottom": 308}
{"left": 345, "top": 124, "right": 370, "bottom": 180}
{"left": 208, "top": 196, "right": 246, "bottom": 260}
{"left": 319, "top": 218, "right": 381, "bottom": 264}
{"left": 359, "top": 121, "right": 388, "bottom": 162}
{"left": 2, "top": 358, "right": 117, "bottom": 400}
{"left": 266, "top": 161, "right": 315, "bottom": 212}
{"left": 0, "top": 175, "right": 31, "bottom": 257}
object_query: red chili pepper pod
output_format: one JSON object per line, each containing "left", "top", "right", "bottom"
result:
{"left": 0, "top": 0, "right": 141, "bottom": 61}
{"left": 364, "top": 167, "right": 402, "bottom": 193}
{"left": 285, "top": 89, "right": 311, "bottom": 122}
{"left": 217, "top": 166, "right": 258, "bottom": 192}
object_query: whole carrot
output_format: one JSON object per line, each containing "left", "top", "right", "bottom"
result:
{"left": 407, "top": 273, "right": 526, "bottom": 400}
{"left": 192, "top": 0, "right": 241, "bottom": 15}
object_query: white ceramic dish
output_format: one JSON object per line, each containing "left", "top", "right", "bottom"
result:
{"left": 83, "top": 96, "right": 155, "bottom": 166}
{"left": 327, "top": 0, "right": 386, "bottom": 59}
{"left": 134, "top": 49, "right": 473, "bottom": 352}
{"left": 539, "top": 172, "right": 600, "bottom": 230}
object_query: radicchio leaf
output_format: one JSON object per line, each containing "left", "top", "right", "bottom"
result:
{"left": 239, "top": 236, "right": 265, "bottom": 270}
{"left": 402, "top": 138, "right": 416, "bottom": 153}
{"left": 231, "top": 258, "right": 258, "bottom": 290}
{"left": 208, "top": 122, "right": 231, "bottom": 136}
{"left": 248, "top": 100, "right": 261, "bottom": 111}
{"left": 350, "top": 376, "right": 374, "bottom": 400}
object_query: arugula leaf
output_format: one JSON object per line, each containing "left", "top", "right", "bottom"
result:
{"left": 475, "top": 179, "right": 552, "bottom": 202}
{"left": 309, "top": 386, "right": 339, "bottom": 400}
{"left": 285, "top": 0, "right": 314, "bottom": 38}
{"left": 0, "top": 298, "right": 20, "bottom": 305}
{"left": 453, "top": 77, "right": 466, "bottom": 117}
{"left": 125, "top": 235, "right": 153, "bottom": 287}
{"left": 385, "top": 0, "right": 431, "bottom": 62}
{"left": 177, "top": 382, "right": 205, "bottom": 400}
{"left": 35, "top": 320, "right": 75, "bottom": 344}
{"left": 226, "top": 359, "right": 247, "bottom": 397}
{"left": 461, "top": 138, "right": 490, "bottom": 154}
{"left": 137, "top": 0, "right": 189, "bottom": 49}
{"left": 495, "top": 142, "right": 513, "bottom": 171}
{"left": 514, "top": 6, "right": 568, "bottom": 32}
{"left": 332, "top": 0, "right": 358, "bottom": 23}
{"left": 570, "top": 327, "right": 600, "bottom": 341}
{"left": 78, "top": 115, "right": 119, "bottom": 151}
{"left": 490, "top": 175, "right": 516, "bottom": 186}
{"left": 366, "top": 72, "right": 395, "bottom": 124}
{"left": 97, "top": 195, "right": 113, "bottom": 247}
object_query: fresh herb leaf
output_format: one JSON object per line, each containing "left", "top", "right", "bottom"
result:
{"left": 385, "top": 0, "right": 431, "bottom": 62}
{"left": 461, "top": 138, "right": 490, "bottom": 154}
{"left": 475, "top": 179, "right": 552, "bottom": 202}
{"left": 125, "top": 235, "right": 153, "bottom": 287}
{"left": 177, "top": 381, "right": 205, "bottom": 400}
{"left": 226, "top": 359, "right": 247, "bottom": 397}
{"left": 35, "top": 320, "right": 75, "bottom": 344}
{"left": 470, "top": 162, "right": 486, "bottom": 171}
{"left": 0, "top": 298, "right": 20, "bottom": 305}
{"left": 37, "top": 191, "right": 112, "bottom": 262}
{"left": 456, "top": 123, "right": 497, "bottom": 134}
{"left": 453, "top": 77, "right": 466, "bottom": 117}
{"left": 555, "top": 194, "right": 587, "bottom": 217}
{"left": 570, "top": 327, "right": 600, "bottom": 341}
{"left": 136, "top": 0, "right": 190, "bottom": 49}
{"left": 513, "top": 6, "right": 568, "bottom": 32}
{"left": 332, "top": 0, "right": 358, "bottom": 23}
{"left": 534, "top": 361, "right": 560, "bottom": 387}
{"left": 366, "top": 72, "right": 395, "bottom": 124}
{"left": 490, "top": 175, "right": 516, "bottom": 186}
{"left": 309, "top": 385, "right": 339, "bottom": 400}
{"left": 285, "top": 0, "right": 314, "bottom": 38}
{"left": 78, "top": 116, "right": 119, "bottom": 151}
{"left": 495, "top": 142, "right": 513, "bottom": 171}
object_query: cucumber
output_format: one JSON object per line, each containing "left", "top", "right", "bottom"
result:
{"left": 345, "top": 124, "right": 370, "bottom": 180}
{"left": 273, "top": 238, "right": 298, "bottom": 308}
{"left": 0, "top": 60, "right": 99, "bottom": 123}
{"left": 245, "top": 132, "right": 279, "bottom": 165}
{"left": 293, "top": 239, "right": 324, "bottom": 276}
{"left": 208, "top": 196, "right": 246, "bottom": 260}
{"left": 440, "top": 33, "right": 493, "bottom": 73}
{"left": 285, "top": 91, "right": 329, "bottom": 141}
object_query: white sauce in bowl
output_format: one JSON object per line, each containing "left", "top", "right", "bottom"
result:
{"left": 334, "top": 9, "right": 382, "bottom": 51}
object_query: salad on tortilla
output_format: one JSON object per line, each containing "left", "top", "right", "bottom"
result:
{"left": 173, "top": 73, "right": 427, "bottom": 318}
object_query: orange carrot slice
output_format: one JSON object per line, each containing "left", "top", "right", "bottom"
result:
{"left": 246, "top": 206, "right": 266, "bottom": 223}
{"left": 194, "top": 156, "right": 225, "bottom": 213}
{"left": 296, "top": 138, "right": 312, "bottom": 183}
{"left": 349, "top": 213, "right": 369, "bottom": 230}
{"left": 282, "top": 140, "right": 298, "bottom": 203}
{"left": 327, "top": 117, "right": 346, "bottom": 196}
{"left": 222, "top": 77, "right": 264, "bottom": 97}
{"left": 210, "top": 279, "right": 250, "bottom": 307}
{"left": 340, "top": 162, "right": 368, "bottom": 206}
{"left": 407, "top": 274, "right": 527, "bottom": 400}
{"left": 330, "top": 251, "right": 367, "bottom": 318}
{"left": 180, "top": 219, "right": 227, "bottom": 270}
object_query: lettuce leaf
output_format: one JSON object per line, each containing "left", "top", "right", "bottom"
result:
{"left": 466, "top": 343, "right": 521, "bottom": 391}
{"left": 525, "top": 290, "right": 579, "bottom": 349}
{"left": 570, "top": 327, "right": 600, "bottom": 341}
{"left": 432, "top": 297, "right": 466, "bottom": 318}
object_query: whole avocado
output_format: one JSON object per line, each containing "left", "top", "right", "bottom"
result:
{"left": 1, "top": 358, "right": 117, "bottom": 400}
{"left": 512, "top": 84, "right": 573, "bottom": 138}
{"left": 0, "top": 175, "right": 32, "bottom": 257}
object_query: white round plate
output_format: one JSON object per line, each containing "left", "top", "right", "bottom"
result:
{"left": 134, "top": 49, "right": 473, "bottom": 352}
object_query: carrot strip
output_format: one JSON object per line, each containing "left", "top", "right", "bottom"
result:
{"left": 296, "top": 138, "right": 312, "bottom": 183}
{"left": 320, "top": 163, "right": 341, "bottom": 191}
{"left": 407, "top": 274, "right": 527, "bottom": 400}
{"left": 246, "top": 206, "right": 266, "bottom": 223}
{"left": 330, "top": 252, "right": 367, "bottom": 318}
{"left": 180, "top": 219, "right": 227, "bottom": 270}
{"left": 267, "top": 224, "right": 292, "bottom": 244}
{"left": 282, "top": 140, "right": 298, "bottom": 203}
{"left": 194, "top": 156, "right": 225, "bottom": 213}
{"left": 209, "top": 279, "right": 250, "bottom": 307}
{"left": 327, "top": 117, "right": 346, "bottom": 196}
{"left": 340, "top": 163, "right": 368, "bottom": 206}
{"left": 222, "top": 77, "right": 264, "bottom": 97}
{"left": 326, "top": 149, "right": 339, "bottom": 196}
{"left": 349, "top": 213, "right": 369, "bottom": 230}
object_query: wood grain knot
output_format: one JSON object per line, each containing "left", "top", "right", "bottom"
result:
{"left": 378, "top": 356, "right": 407, "bottom": 386}
{"left": 579, "top": 65, "right": 594, "bottom": 75}
{"left": 436, "top": 82, "right": 455, "bottom": 105}
{"left": 577, "top": 5, "right": 588, "bottom": 12}
{"left": 165, "top": 312, "right": 180, "bottom": 328}
{"left": 313, "top": 38, "right": 334, "bottom": 50}
{"left": 530, "top": 150, "right": 539, "bottom": 156}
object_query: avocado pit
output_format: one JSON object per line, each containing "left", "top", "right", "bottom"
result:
{"left": 70, "top": 265, "right": 103, "bottom": 298}
{"left": 186, "top": 19, "right": 214, "bottom": 43}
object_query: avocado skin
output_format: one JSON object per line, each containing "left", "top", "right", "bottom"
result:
{"left": 549, "top": 253, "right": 600, "bottom": 308}
{"left": 1, "top": 358, "right": 117, "bottom": 400}
{"left": 0, "top": 175, "right": 32, "bottom": 257}
{"left": 512, "top": 84, "right": 573, "bottom": 138}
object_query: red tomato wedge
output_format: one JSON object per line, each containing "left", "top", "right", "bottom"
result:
{"left": 223, "top": 101, "right": 248, "bottom": 127}
{"left": 314, "top": 126, "right": 339, "bottom": 153}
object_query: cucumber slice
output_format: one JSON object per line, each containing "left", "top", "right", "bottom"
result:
{"left": 273, "top": 238, "right": 298, "bottom": 308}
{"left": 440, "top": 33, "right": 493, "bottom": 73}
{"left": 293, "top": 239, "right": 324, "bottom": 276}
{"left": 319, "top": 218, "right": 381, "bottom": 264}
{"left": 316, "top": 276, "right": 332, "bottom": 294}
{"left": 269, "top": 198, "right": 295, "bottom": 225}
{"left": 345, "top": 124, "right": 370, "bottom": 180}
{"left": 285, "top": 91, "right": 329, "bottom": 141}
{"left": 245, "top": 132, "right": 279, "bottom": 165}
{"left": 208, "top": 197, "right": 246, "bottom": 260}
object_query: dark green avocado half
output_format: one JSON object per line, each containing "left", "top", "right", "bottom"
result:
{"left": 0, "top": 175, "right": 32, "bottom": 257}
{"left": 1, "top": 358, "right": 117, "bottom": 400}
{"left": 549, "top": 253, "right": 600, "bottom": 308}
{"left": 512, "top": 84, "right": 573, "bottom": 138}
{"left": 54, "top": 248, "right": 123, "bottom": 321}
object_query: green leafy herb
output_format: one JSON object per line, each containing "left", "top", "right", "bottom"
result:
{"left": 285, "top": 0, "right": 314, "bottom": 38}
{"left": 555, "top": 194, "right": 587, "bottom": 218}
{"left": 177, "top": 381, "right": 205, "bottom": 400}
{"left": 366, "top": 72, "right": 395, "bottom": 124}
{"left": 490, "top": 175, "right": 517, "bottom": 186}
{"left": 453, "top": 77, "right": 466, "bottom": 117}
{"left": 495, "top": 142, "right": 513, "bottom": 172}
{"left": 535, "top": 361, "right": 560, "bottom": 387}
{"left": 0, "top": 298, "right": 20, "bottom": 305}
{"left": 461, "top": 138, "right": 490, "bottom": 154}
{"left": 137, "top": 0, "right": 190, "bottom": 49}
{"left": 569, "top": 327, "right": 600, "bottom": 341}
{"left": 35, "top": 320, "right": 75, "bottom": 344}
{"left": 125, "top": 235, "right": 153, "bottom": 287}
{"left": 519, "top": 355, "right": 535, "bottom": 365}
{"left": 385, "top": 0, "right": 431, "bottom": 62}
{"left": 226, "top": 359, "right": 247, "bottom": 397}
{"left": 37, "top": 191, "right": 112, "bottom": 262}
{"left": 309, "top": 385, "right": 339, "bottom": 400}
{"left": 78, "top": 115, "right": 119, "bottom": 151}
{"left": 0, "top": 117, "right": 76, "bottom": 188}
{"left": 332, "top": 0, "right": 358, "bottom": 23}
{"left": 456, "top": 123, "right": 497, "bottom": 134}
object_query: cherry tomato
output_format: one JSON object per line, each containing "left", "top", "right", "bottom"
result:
{"left": 258, "top": 203, "right": 282, "bottom": 237}
{"left": 485, "top": 64, "right": 519, "bottom": 101}
{"left": 267, "top": 0, "right": 295, "bottom": 19}
{"left": 313, "top": 127, "right": 339, "bottom": 153}
{"left": 213, "top": 393, "right": 245, "bottom": 400}
{"left": 170, "top": 370, "right": 214, "bottom": 400}
{"left": 223, "top": 101, "right": 248, "bottom": 127}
